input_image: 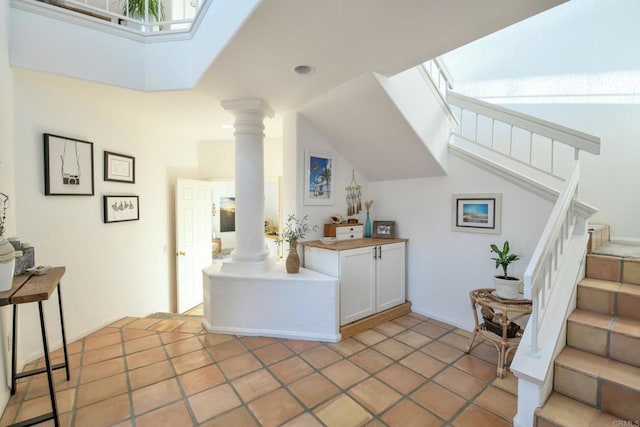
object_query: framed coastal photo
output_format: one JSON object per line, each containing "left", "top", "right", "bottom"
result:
{"left": 452, "top": 193, "right": 501, "bottom": 234}
{"left": 104, "top": 151, "right": 135, "bottom": 183}
{"left": 304, "top": 150, "right": 334, "bottom": 206}
{"left": 44, "top": 133, "right": 94, "bottom": 196}
{"left": 372, "top": 221, "right": 396, "bottom": 238}
{"left": 103, "top": 195, "right": 139, "bottom": 223}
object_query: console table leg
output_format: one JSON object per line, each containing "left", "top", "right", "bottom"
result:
{"left": 10, "top": 305, "right": 17, "bottom": 395}
{"left": 56, "top": 284, "right": 70, "bottom": 381}
{"left": 38, "top": 301, "right": 59, "bottom": 427}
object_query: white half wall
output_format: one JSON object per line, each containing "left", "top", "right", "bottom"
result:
{"left": 369, "top": 154, "right": 553, "bottom": 330}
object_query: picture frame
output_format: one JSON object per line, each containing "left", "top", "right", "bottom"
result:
{"left": 104, "top": 151, "right": 135, "bottom": 183}
{"left": 304, "top": 150, "right": 334, "bottom": 206}
{"left": 219, "top": 196, "right": 236, "bottom": 232}
{"left": 452, "top": 193, "right": 502, "bottom": 234}
{"left": 103, "top": 195, "right": 140, "bottom": 223}
{"left": 372, "top": 220, "right": 396, "bottom": 238}
{"left": 44, "top": 133, "right": 94, "bottom": 196}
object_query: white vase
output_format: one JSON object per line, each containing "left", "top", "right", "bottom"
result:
{"left": 0, "top": 236, "right": 16, "bottom": 292}
{"left": 493, "top": 276, "right": 524, "bottom": 299}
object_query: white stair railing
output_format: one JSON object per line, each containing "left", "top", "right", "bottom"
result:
{"left": 19, "top": 0, "right": 208, "bottom": 35}
{"left": 448, "top": 91, "right": 600, "bottom": 182}
{"left": 524, "top": 161, "right": 580, "bottom": 353}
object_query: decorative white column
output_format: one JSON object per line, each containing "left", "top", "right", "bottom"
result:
{"left": 220, "top": 98, "right": 273, "bottom": 274}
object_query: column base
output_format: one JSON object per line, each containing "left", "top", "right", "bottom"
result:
{"left": 220, "top": 256, "right": 276, "bottom": 275}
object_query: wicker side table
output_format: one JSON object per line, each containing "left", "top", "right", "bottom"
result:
{"left": 465, "top": 288, "right": 532, "bottom": 378}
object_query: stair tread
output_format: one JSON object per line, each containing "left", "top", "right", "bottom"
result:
{"left": 536, "top": 393, "right": 625, "bottom": 427}
{"left": 620, "top": 283, "right": 640, "bottom": 296}
{"left": 535, "top": 393, "right": 597, "bottom": 425}
{"left": 556, "top": 347, "right": 606, "bottom": 377}
{"left": 579, "top": 278, "right": 622, "bottom": 291}
{"left": 556, "top": 347, "right": 640, "bottom": 391}
{"left": 568, "top": 309, "right": 614, "bottom": 329}
{"left": 612, "top": 317, "right": 640, "bottom": 338}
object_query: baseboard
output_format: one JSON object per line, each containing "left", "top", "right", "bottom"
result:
{"left": 340, "top": 302, "right": 411, "bottom": 340}
{"left": 202, "top": 318, "right": 341, "bottom": 343}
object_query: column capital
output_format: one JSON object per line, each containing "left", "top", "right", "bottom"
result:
{"left": 221, "top": 98, "right": 274, "bottom": 118}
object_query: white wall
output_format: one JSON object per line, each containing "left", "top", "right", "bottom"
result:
{"left": 0, "top": 0, "right": 14, "bottom": 412}
{"left": 11, "top": 69, "right": 202, "bottom": 365}
{"left": 285, "top": 115, "right": 370, "bottom": 240}
{"left": 370, "top": 155, "right": 553, "bottom": 330}
{"left": 504, "top": 104, "right": 640, "bottom": 241}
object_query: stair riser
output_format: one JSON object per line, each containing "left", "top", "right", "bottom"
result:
{"left": 586, "top": 255, "right": 640, "bottom": 285}
{"left": 624, "top": 259, "right": 640, "bottom": 285}
{"left": 554, "top": 366, "right": 640, "bottom": 420}
{"left": 601, "top": 381, "right": 640, "bottom": 421}
{"left": 567, "top": 321, "right": 640, "bottom": 368}
{"left": 577, "top": 284, "right": 640, "bottom": 321}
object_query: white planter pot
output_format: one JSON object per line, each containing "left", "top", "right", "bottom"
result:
{"left": 0, "top": 236, "right": 16, "bottom": 292}
{"left": 493, "top": 276, "right": 524, "bottom": 300}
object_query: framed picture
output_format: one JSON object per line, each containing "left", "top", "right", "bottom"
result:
{"left": 372, "top": 221, "right": 396, "bottom": 238}
{"left": 304, "top": 150, "right": 334, "bottom": 205}
{"left": 219, "top": 197, "right": 236, "bottom": 232}
{"left": 452, "top": 193, "right": 502, "bottom": 234}
{"left": 104, "top": 151, "right": 135, "bottom": 183}
{"left": 44, "top": 133, "right": 94, "bottom": 196}
{"left": 103, "top": 195, "right": 139, "bottom": 223}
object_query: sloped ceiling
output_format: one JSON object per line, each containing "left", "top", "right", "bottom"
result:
{"left": 196, "top": 0, "right": 568, "bottom": 112}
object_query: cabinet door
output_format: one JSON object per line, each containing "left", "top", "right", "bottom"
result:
{"left": 376, "top": 242, "right": 406, "bottom": 312}
{"left": 339, "top": 246, "right": 376, "bottom": 325}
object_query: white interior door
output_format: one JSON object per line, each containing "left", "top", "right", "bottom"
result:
{"left": 176, "top": 178, "right": 212, "bottom": 313}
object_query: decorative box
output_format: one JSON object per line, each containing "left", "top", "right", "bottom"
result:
{"left": 323, "top": 224, "right": 364, "bottom": 240}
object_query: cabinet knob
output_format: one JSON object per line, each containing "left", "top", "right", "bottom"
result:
{"left": 177, "top": 251, "right": 186, "bottom": 256}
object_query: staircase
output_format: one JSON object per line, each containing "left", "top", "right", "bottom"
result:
{"left": 535, "top": 225, "right": 640, "bottom": 425}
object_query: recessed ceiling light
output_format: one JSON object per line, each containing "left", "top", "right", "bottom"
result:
{"left": 220, "top": 124, "right": 234, "bottom": 129}
{"left": 293, "top": 65, "right": 314, "bottom": 75}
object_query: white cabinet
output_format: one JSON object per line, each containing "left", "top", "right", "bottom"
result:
{"left": 304, "top": 241, "right": 406, "bottom": 326}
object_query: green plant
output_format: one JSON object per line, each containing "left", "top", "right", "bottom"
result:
{"left": 280, "top": 214, "right": 318, "bottom": 243}
{"left": 122, "top": 0, "right": 165, "bottom": 22}
{"left": 490, "top": 240, "right": 521, "bottom": 279}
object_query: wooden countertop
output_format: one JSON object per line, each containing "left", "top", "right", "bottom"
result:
{"left": 302, "top": 238, "right": 408, "bottom": 251}
{"left": 0, "top": 267, "right": 65, "bottom": 306}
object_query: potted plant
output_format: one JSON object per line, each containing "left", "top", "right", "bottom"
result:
{"left": 121, "top": 0, "right": 165, "bottom": 30}
{"left": 0, "top": 192, "right": 15, "bottom": 292}
{"left": 280, "top": 214, "right": 318, "bottom": 274}
{"left": 490, "top": 240, "right": 523, "bottom": 299}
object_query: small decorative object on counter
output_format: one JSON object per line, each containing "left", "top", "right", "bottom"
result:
{"left": 364, "top": 200, "right": 373, "bottom": 238}
{"left": 0, "top": 236, "right": 15, "bottom": 292}
{"left": 280, "top": 214, "right": 318, "bottom": 274}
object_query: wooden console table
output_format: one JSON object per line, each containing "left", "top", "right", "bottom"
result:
{"left": 0, "top": 267, "right": 70, "bottom": 427}
{"left": 466, "top": 288, "right": 531, "bottom": 378}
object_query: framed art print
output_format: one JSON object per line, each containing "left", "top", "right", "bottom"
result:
{"left": 44, "top": 133, "right": 94, "bottom": 196}
{"left": 452, "top": 193, "right": 502, "bottom": 234}
{"left": 104, "top": 151, "right": 135, "bottom": 183}
{"left": 103, "top": 195, "right": 139, "bottom": 223}
{"left": 304, "top": 150, "right": 334, "bottom": 206}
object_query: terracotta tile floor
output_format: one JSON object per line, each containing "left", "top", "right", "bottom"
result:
{"left": 0, "top": 311, "right": 518, "bottom": 426}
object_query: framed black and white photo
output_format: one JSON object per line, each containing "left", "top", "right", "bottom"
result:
{"left": 44, "top": 133, "right": 94, "bottom": 196}
{"left": 104, "top": 151, "right": 135, "bottom": 183}
{"left": 372, "top": 221, "right": 396, "bottom": 238}
{"left": 452, "top": 193, "right": 501, "bottom": 234}
{"left": 304, "top": 150, "right": 334, "bottom": 206}
{"left": 103, "top": 195, "right": 139, "bottom": 223}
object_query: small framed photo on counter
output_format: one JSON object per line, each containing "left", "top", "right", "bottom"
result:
{"left": 372, "top": 221, "right": 396, "bottom": 238}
